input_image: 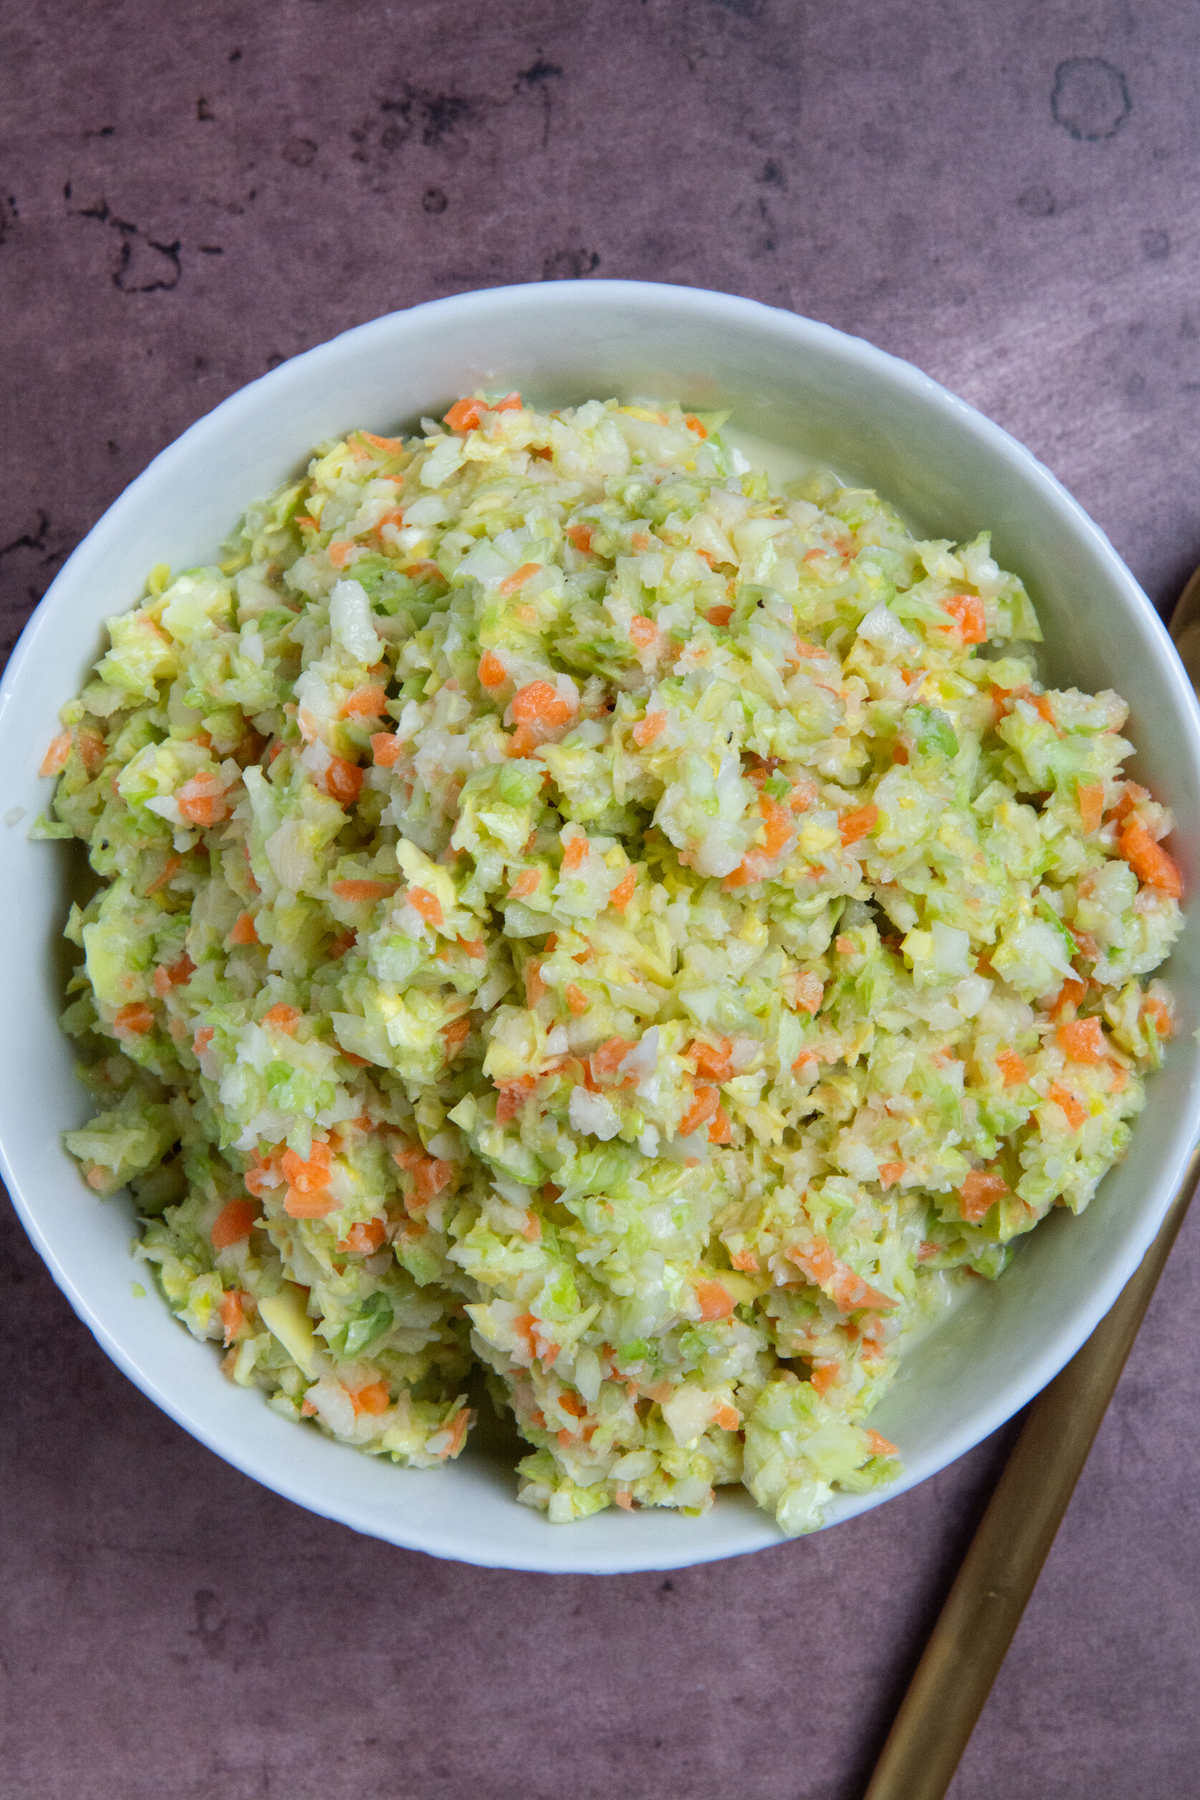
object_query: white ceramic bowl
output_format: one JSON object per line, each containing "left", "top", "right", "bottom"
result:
{"left": 4, "top": 280, "right": 1199, "bottom": 1573}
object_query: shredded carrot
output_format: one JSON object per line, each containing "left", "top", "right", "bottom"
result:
{"left": 410, "top": 1157, "right": 452, "bottom": 1205}
{"left": 810, "top": 1361, "right": 839, "bottom": 1397}
{"left": 262, "top": 1003, "right": 300, "bottom": 1035}
{"left": 342, "top": 683, "right": 388, "bottom": 719}
{"left": 695, "top": 1279, "right": 735, "bottom": 1321}
{"left": 708, "top": 1106, "right": 733, "bottom": 1145}
{"left": 524, "top": 959, "right": 546, "bottom": 1006}
{"left": 211, "top": 1199, "right": 258, "bottom": 1249}
{"left": 152, "top": 952, "right": 193, "bottom": 999}
{"left": 499, "top": 561, "right": 540, "bottom": 597}
{"left": 792, "top": 970, "right": 823, "bottom": 1015}
{"left": 959, "top": 1168, "right": 1009, "bottom": 1223}
{"left": 511, "top": 680, "right": 574, "bottom": 728}
{"left": 566, "top": 522, "right": 594, "bottom": 553}
{"left": 193, "top": 1025, "right": 215, "bottom": 1057}
{"left": 506, "top": 724, "right": 539, "bottom": 757}
{"left": 1077, "top": 781, "right": 1104, "bottom": 835}
{"left": 681, "top": 1085, "right": 720, "bottom": 1137}
{"left": 280, "top": 1140, "right": 334, "bottom": 1216}
{"left": 331, "top": 878, "right": 398, "bottom": 903}
{"left": 995, "top": 1048, "right": 1028, "bottom": 1087}
{"left": 495, "top": 1076, "right": 537, "bottom": 1124}
{"left": 713, "top": 1402, "right": 740, "bottom": 1431}
{"left": 327, "top": 540, "right": 359, "bottom": 570}
{"left": 830, "top": 1267, "right": 897, "bottom": 1314}
{"left": 1047, "top": 1082, "right": 1088, "bottom": 1131}
{"left": 614, "top": 1488, "right": 634, "bottom": 1511}
{"left": 445, "top": 397, "right": 485, "bottom": 432}
{"left": 839, "top": 804, "right": 878, "bottom": 846}
{"left": 407, "top": 886, "right": 444, "bottom": 927}
{"left": 866, "top": 1429, "right": 898, "bottom": 1457}
{"left": 478, "top": 650, "right": 508, "bottom": 689}
{"left": 1050, "top": 974, "right": 1087, "bottom": 1019}
{"left": 878, "top": 1161, "right": 905, "bottom": 1189}
{"left": 758, "top": 794, "right": 792, "bottom": 859}
{"left": 114, "top": 1002, "right": 155, "bottom": 1037}
{"left": 1057, "top": 1017, "right": 1106, "bottom": 1063}
{"left": 508, "top": 869, "right": 540, "bottom": 899}
{"left": 939, "top": 594, "right": 987, "bottom": 643}
{"left": 690, "top": 1037, "right": 734, "bottom": 1083}
{"left": 322, "top": 756, "right": 363, "bottom": 806}
{"left": 219, "top": 1291, "right": 247, "bottom": 1346}
{"left": 786, "top": 1238, "right": 896, "bottom": 1314}
{"left": 1119, "top": 820, "right": 1183, "bottom": 898}
{"left": 441, "top": 1016, "right": 471, "bottom": 1057}
{"left": 351, "top": 1380, "right": 391, "bottom": 1416}
{"left": 227, "top": 911, "right": 258, "bottom": 946}
{"left": 609, "top": 867, "right": 636, "bottom": 912}
{"left": 1142, "top": 995, "right": 1172, "bottom": 1038}
{"left": 590, "top": 1037, "right": 636, "bottom": 1082}
{"left": 1112, "top": 781, "right": 1150, "bottom": 822}
{"left": 628, "top": 615, "right": 658, "bottom": 650}
{"left": 632, "top": 710, "right": 667, "bottom": 746}
{"left": 361, "top": 431, "right": 405, "bottom": 452}
{"left": 145, "top": 853, "right": 184, "bottom": 896}
{"left": 335, "top": 1217, "right": 387, "bottom": 1255}
{"left": 562, "top": 836, "right": 590, "bottom": 871}
{"left": 177, "top": 770, "right": 232, "bottom": 827}
{"left": 39, "top": 731, "right": 73, "bottom": 777}
{"left": 705, "top": 604, "right": 733, "bottom": 627}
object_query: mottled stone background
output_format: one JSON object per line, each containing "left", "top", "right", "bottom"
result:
{"left": 3, "top": 3, "right": 1199, "bottom": 1797}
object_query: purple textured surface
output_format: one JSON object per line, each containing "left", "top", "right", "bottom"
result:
{"left": 3, "top": 3, "right": 1200, "bottom": 1796}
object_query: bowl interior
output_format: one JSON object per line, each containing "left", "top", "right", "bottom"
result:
{"left": 3, "top": 280, "right": 1199, "bottom": 1573}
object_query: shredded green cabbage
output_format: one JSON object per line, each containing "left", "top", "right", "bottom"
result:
{"left": 43, "top": 394, "right": 1181, "bottom": 1532}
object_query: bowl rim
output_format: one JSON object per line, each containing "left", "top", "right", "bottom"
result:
{"left": 4, "top": 276, "right": 1200, "bottom": 1573}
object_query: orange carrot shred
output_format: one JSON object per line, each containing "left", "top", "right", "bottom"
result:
{"left": 609, "top": 867, "right": 636, "bottom": 912}
{"left": 1057, "top": 1017, "right": 1106, "bottom": 1063}
{"left": 40, "top": 731, "right": 73, "bottom": 777}
{"left": 839, "top": 804, "right": 878, "bottom": 846}
{"left": 499, "top": 561, "right": 540, "bottom": 597}
{"left": 1047, "top": 1082, "right": 1088, "bottom": 1131}
{"left": 996, "top": 1048, "right": 1028, "bottom": 1087}
{"left": 939, "top": 593, "right": 987, "bottom": 643}
{"left": 1077, "top": 781, "right": 1104, "bottom": 835}
{"left": 262, "top": 1003, "right": 300, "bottom": 1035}
{"left": 959, "top": 1168, "right": 1009, "bottom": 1223}
{"left": 331, "top": 878, "right": 398, "bottom": 903}
{"left": 212, "top": 1199, "right": 257, "bottom": 1249}
{"left": 695, "top": 1280, "right": 735, "bottom": 1321}
{"left": 407, "top": 886, "right": 444, "bottom": 927}
{"left": 1119, "top": 820, "right": 1183, "bottom": 898}
{"left": 632, "top": 710, "right": 667, "bottom": 746}
{"left": 227, "top": 911, "right": 258, "bottom": 946}
{"left": 114, "top": 1002, "right": 155, "bottom": 1036}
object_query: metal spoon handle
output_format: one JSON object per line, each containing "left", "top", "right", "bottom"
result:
{"left": 863, "top": 1147, "right": 1200, "bottom": 1800}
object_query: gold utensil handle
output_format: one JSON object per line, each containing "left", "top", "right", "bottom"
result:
{"left": 863, "top": 1146, "right": 1200, "bottom": 1800}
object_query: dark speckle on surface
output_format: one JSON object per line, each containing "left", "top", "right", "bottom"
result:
{"left": 1017, "top": 182, "right": 1056, "bottom": 219}
{"left": 1051, "top": 56, "right": 1132, "bottom": 141}
{"left": 282, "top": 136, "right": 318, "bottom": 167}
{"left": 4, "top": 4, "right": 1200, "bottom": 1798}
